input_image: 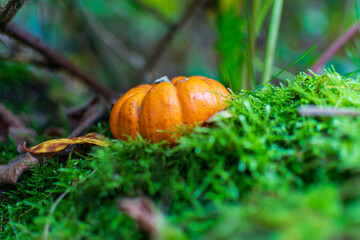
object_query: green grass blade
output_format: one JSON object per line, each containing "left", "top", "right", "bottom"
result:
{"left": 256, "top": 0, "right": 273, "bottom": 35}
{"left": 261, "top": 0, "right": 284, "bottom": 84}
{"left": 245, "top": 0, "right": 255, "bottom": 90}
{"left": 253, "top": 45, "right": 317, "bottom": 93}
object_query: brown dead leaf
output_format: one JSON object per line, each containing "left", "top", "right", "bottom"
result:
{"left": 118, "top": 197, "right": 187, "bottom": 240}
{"left": 118, "top": 197, "right": 157, "bottom": 234}
{"left": 0, "top": 153, "right": 39, "bottom": 186}
{"left": 18, "top": 132, "right": 110, "bottom": 159}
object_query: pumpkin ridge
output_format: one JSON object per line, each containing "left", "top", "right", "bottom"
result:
{"left": 174, "top": 80, "right": 190, "bottom": 125}
{"left": 171, "top": 80, "right": 185, "bottom": 126}
{"left": 201, "top": 78, "right": 220, "bottom": 106}
{"left": 117, "top": 93, "right": 146, "bottom": 140}
{"left": 201, "top": 78, "right": 230, "bottom": 111}
{"left": 109, "top": 92, "right": 137, "bottom": 139}
{"left": 139, "top": 82, "right": 182, "bottom": 142}
{"left": 175, "top": 78, "right": 219, "bottom": 126}
{"left": 110, "top": 84, "right": 151, "bottom": 139}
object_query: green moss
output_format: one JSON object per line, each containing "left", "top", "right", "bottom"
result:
{"left": 2, "top": 70, "right": 360, "bottom": 239}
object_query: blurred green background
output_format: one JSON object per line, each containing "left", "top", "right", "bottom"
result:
{"left": 3, "top": 0, "right": 359, "bottom": 89}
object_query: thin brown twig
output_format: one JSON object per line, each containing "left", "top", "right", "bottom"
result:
{"left": 67, "top": 106, "right": 108, "bottom": 138}
{"left": 2, "top": 24, "right": 114, "bottom": 99}
{"left": 133, "top": 0, "right": 211, "bottom": 83}
{"left": 311, "top": 23, "right": 359, "bottom": 73}
{"left": 298, "top": 105, "right": 360, "bottom": 116}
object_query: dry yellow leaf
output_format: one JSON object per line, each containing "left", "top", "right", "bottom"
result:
{"left": 18, "top": 132, "right": 110, "bottom": 158}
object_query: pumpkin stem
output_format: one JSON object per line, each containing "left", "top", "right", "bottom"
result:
{"left": 154, "top": 76, "right": 171, "bottom": 85}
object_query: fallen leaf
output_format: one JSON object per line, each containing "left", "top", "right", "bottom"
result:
{"left": 118, "top": 197, "right": 157, "bottom": 234}
{"left": 118, "top": 197, "right": 187, "bottom": 240}
{"left": 0, "top": 153, "right": 39, "bottom": 186}
{"left": 0, "top": 133, "right": 110, "bottom": 186}
{"left": 18, "top": 132, "right": 110, "bottom": 159}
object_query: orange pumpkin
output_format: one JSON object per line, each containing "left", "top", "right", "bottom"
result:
{"left": 109, "top": 75, "right": 231, "bottom": 143}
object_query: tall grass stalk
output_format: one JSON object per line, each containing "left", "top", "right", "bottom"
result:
{"left": 217, "top": 0, "right": 287, "bottom": 90}
{"left": 261, "top": 0, "right": 283, "bottom": 84}
{"left": 245, "top": 0, "right": 257, "bottom": 90}
{"left": 256, "top": 0, "right": 273, "bottom": 35}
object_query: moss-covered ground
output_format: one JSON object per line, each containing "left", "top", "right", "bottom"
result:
{"left": 2, "top": 70, "right": 360, "bottom": 239}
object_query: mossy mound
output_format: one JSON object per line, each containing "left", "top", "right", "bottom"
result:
{"left": 2, "top": 71, "right": 360, "bottom": 239}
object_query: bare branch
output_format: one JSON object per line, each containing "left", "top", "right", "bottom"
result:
{"left": 0, "top": 0, "right": 27, "bottom": 28}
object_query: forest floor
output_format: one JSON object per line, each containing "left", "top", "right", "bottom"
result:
{"left": 1, "top": 70, "right": 360, "bottom": 239}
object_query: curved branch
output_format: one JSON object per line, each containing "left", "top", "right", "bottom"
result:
{"left": 311, "top": 23, "right": 359, "bottom": 73}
